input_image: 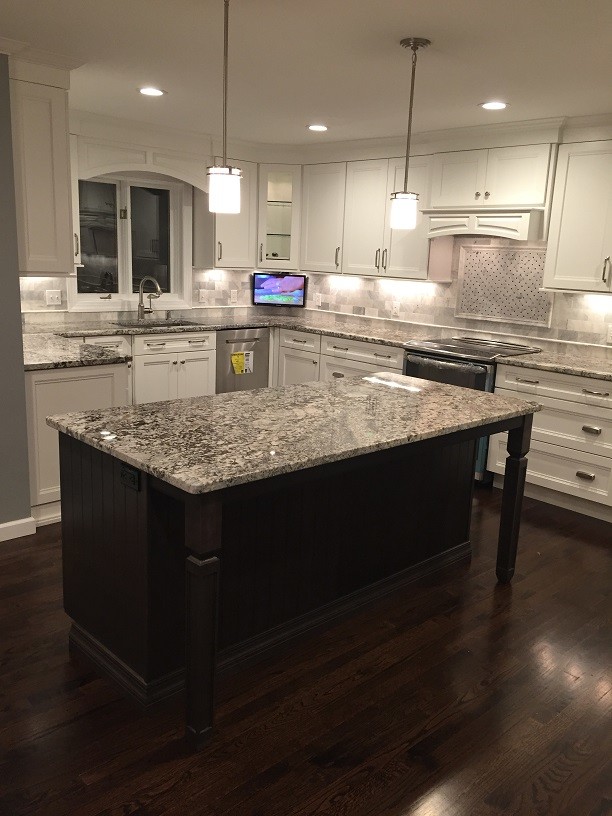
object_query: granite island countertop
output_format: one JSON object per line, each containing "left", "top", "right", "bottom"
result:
{"left": 47, "top": 372, "right": 540, "bottom": 495}
{"left": 23, "top": 333, "right": 131, "bottom": 371}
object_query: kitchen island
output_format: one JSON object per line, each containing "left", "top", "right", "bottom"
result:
{"left": 48, "top": 372, "right": 539, "bottom": 749}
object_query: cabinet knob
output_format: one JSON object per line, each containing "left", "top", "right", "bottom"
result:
{"left": 484, "top": 191, "right": 491, "bottom": 199}
{"left": 475, "top": 191, "right": 481, "bottom": 199}
{"left": 172, "top": 360, "right": 178, "bottom": 365}
{"left": 180, "top": 360, "right": 185, "bottom": 364}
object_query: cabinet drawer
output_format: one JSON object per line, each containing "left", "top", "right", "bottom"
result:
{"left": 82, "top": 335, "right": 132, "bottom": 356}
{"left": 319, "top": 354, "right": 399, "bottom": 382}
{"left": 496, "top": 387, "right": 612, "bottom": 458}
{"left": 488, "top": 435, "right": 612, "bottom": 506}
{"left": 320, "top": 335, "right": 403, "bottom": 370}
{"left": 133, "top": 332, "right": 216, "bottom": 356}
{"left": 279, "top": 328, "right": 321, "bottom": 353}
{"left": 497, "top": 364, "right": 612, "bottom": 408}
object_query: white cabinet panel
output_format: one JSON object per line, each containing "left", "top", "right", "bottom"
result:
{"left": 319, "top": 355, "right": 398, "bottom": 382}
{"left": 278, "top": 346, "right": 320, "bottom": 385}
{"left": 279, "top": 328, "right": 321, "bottom": 353}
{"left": 320, "top": 335, "right": 404, "bottom": 369}
{"left": 543, "top": 142, "right": 612, "bottom": 292}
{"left": 10, "top": 80, "right": 73, "bottom": 275}
{"left": 26, "top": 365, "right": 130, "bottom": 507}
{"left": 177, "top": 350, "right": 216, "bottom": 398}
{"left": 300, "top": 163, "right": 346, "bottom": 273}
{"left": 383, "top": 157, "right": 431, "bottom": 279}
{"left": 342, "top": 160, "right": 389, "bottom": 276}
{"left": 496, "top": 364, "right": 612, "bottom": 409}
{"left": 82, "top": 335, "right": 132, "bottom": 356}
{"left": 257, "top": 164, "right": 301, "bottom": 270}
{"left": 214, "top": 158, "right": 258, "bottom": 269}
{"left": 431, "top": 150, "right": 487, "bottom": 208}
{"left": 133, "top": 354, "right": 176, "bottom": 404}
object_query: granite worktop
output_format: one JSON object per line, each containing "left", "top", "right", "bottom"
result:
{"left": 23, "top": 333, "right": 131, "bottom": 371}
{"left": 47, "top": 372, "right": 539, "bottom": 495}
{"left": 23, "top": 309, "right": 612, "bottom": 380}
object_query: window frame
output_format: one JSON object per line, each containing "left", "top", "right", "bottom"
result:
{"left": 68, "top": 173, "right": 193, "bottom": 312}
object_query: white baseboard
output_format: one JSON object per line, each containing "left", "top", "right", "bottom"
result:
{"left": 492, "top": 475, "right": 612, "bottom": 524}
{"left": 0, "top": 515, "right": 37, "bottom": 543}
{"left": 32, "top": 502, "right": 61, "bottom": 527}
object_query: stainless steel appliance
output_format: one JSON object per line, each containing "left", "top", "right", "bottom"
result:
{"left": 216, "top": 328, "right": 270, "bottom": 394}
{"left": 403, "top": 336, "right": 541, "bottom": 481}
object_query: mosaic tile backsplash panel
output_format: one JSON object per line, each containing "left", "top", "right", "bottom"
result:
{"left": 456, "top": 246, "right": 552, "bottom": 326}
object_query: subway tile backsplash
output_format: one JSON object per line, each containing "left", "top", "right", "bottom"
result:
{"left": 20, "top": 238, "right": 612, "bottom": 346}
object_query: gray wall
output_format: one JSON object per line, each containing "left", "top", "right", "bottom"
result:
{"left": 0, "top": 55, "right": 31, "bottom": 525}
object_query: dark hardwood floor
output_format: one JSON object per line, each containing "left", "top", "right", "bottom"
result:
{"left": 0, "top": 489, "right": 610, "bottom": 816}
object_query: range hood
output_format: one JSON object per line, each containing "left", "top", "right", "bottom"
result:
{"left": 422, "top": 207, "right": 543, "bottom": 241}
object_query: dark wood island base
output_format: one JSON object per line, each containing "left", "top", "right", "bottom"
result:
{"left": 58, "top": 412, "right": 533, "bottom": 750}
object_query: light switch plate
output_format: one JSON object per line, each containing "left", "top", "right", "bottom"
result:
{"left": 198, "top": 289, "right": 207, "bottom": 303}
{"left": 45, "top": 290, "right": 61, "bottom": 306}
{"left": 315, "top": 293, "right": 322, "bottom": 307}
{"left": 230, "top": 289, "right": 238, "bottom": 304}
{"left": 392, "top": 301, "right": 400, "bottom": 317}
{"left": 607, "top": 324, "right": 612, "bottom": 344}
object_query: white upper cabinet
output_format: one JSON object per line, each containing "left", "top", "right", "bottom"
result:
{"left": 10, "top": 80, "right": 73, "bottom": 275}
{"left": 342, "top": 157, "right": 433, "bottom": 280}
{"left": 543, "top": 141, "right": 612, "bottom": 292}
{"left": 300, "top": 163, "right": 346, "bottom": 273}
{"left": 214, "top": 158, "right": 258, "bottom": 269}
{"left": 430, "top": 144, "right": 552, "bottom": 209}
{"left": 257, "top": 164, "right": 301, "bottom": 270}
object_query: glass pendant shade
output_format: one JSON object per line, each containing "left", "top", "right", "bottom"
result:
{"left": 389, "top": 191, "right": 418, "bottom": 230}
{"left": 207, "top": 166, "right": 242, "bottom": 214}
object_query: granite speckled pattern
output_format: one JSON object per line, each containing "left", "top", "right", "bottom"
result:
{"left": 47, "top": 372, "right": 540, "bottom": 495}
{"left": 501, "top": 347, "right": 612, "bottom": 381}
{"left": 23, "top": 334, "right": 131, "bottom": 371}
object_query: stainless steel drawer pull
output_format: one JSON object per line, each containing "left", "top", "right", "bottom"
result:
{"left": 374, "top": 353, "right": 392, "bottom": 359}
{"left": 332, "top": 346, "right": 349, "bottom": 351}
{"left": 226, "top": 338, "right": 260, "bottom": 344}
{"left": 146, "top": 342, "right": 167, "bottom": 347}
{"left": 516, "top": 377, "right": 539, "bottom": 384}
{"left": 332, "top": 372, "right": 344, "bottom": 378}
{"left": 582, "top": 425, "right": 602, "bottom": 435}
{"left": 335, "top": 246, "right": 340, "bottom": 268}
{"left": 602, "top": 256, "right": 610, "bottom": 283}
{"left": 576, "top": 471, "right": 596, "bottom": 481}
{"left": 217, "top": 241, "right": 222, "bottom": 261}
{"left": 74, "top": 233, "right": 79, "bottom": 257}
{"left": 583, "top": 388, "right": 610, "bottom": 397}
{"left": 292, "top": 338, "right": 307, "bottom": 344}
{"left": 188, "top": 340, "right": 205, "bottom": 345}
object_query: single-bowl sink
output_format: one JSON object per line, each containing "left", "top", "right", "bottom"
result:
{"left": 114, "top": 318, "right": 199, "bottom": 329}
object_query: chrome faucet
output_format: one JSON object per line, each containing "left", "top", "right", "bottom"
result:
{"left": 137, "top": 276, "right": 162, "bottom": 320}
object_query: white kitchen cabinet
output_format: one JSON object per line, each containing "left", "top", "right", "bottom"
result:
{"left": 488, "top": 364, "right": 612, "bottom": 513}
{"left": 69, "top": 134, "right": 82, "bottom": 268}
{"left": 319, "top": 355, "right": 397, "bottom": 382}
{"left": 81, "top": 335, "right": 132, "bottom": 357}
{"left": 26, "top": 364, "right": 130, "bottom": 520}
{"left": 10, "top": 80, "right": 73, "bottom": 275}
{"left": 257, "top": 164, "right": 301, "bottom": 270}
{"left": 342, "top": 157, "right": 433, "bottom": 279}
{"left": 214, "top": 158, "right": 258, "bottom": 269}
{"left": 132, "top": 331, "right": 216, "bottom": 404}
{"left": 320, "top": 334, "right": 404, "bottom": 370}
{"left": 300, "top": 163, "right": 347, "bottom": 273}
{"left": 430, "top": 145, "right": 552, "bottom": 209}
{"left": 277, "top": 346, "right": 320, "bottom": 385}
{"left": 542, "top": 141, "right": 612, "bottom": 292}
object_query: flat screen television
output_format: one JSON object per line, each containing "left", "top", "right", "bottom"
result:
{"left": 252, "top": 273, "right": 307, "bottom": 307}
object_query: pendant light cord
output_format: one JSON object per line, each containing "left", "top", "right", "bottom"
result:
{"left": 222, "top": 0, "right": 229, "bottom": 166}
{"left": 402, "top": 46, "right": 418, "bottom": 193}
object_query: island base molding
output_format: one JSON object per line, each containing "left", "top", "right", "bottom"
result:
{"left": 68, "top": 540, "right": 471, "bottom": 707}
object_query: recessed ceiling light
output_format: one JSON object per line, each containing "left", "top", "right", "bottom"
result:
{"left": 139, "top": 87, "right": 165, "bottom": 97}
{"left": 308, "top": 124, "right": 328, "bottom": 132}
{"left": 480, "top": 100, "right": 507, "bottom": 111}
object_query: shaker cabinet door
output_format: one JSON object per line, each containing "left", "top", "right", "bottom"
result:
{"left": 214, "top": 158, "right": 258, "bottom": 269}
{"left": 342, "top": 160, "right": 389, "bottom": 276}
{"left": 300, "top": 163, "right": 346, "bottom": 273}
{"left": 133, "top": 354, "right": 177, "bottom": 404}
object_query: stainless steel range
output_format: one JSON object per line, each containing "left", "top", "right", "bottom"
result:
{"left": 403, "top": 336, "right": 541, "bottom": 481}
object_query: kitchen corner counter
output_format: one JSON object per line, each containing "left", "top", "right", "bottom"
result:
{"left": 502, "top": 344, "right": 612, "bottom": 381}
{"left": 47, "top": 372, "right": 539, "bottom": 495}
{"left": 23, "top": 333, "right": 131, "bottom": 371}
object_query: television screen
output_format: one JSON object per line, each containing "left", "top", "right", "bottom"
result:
{"left": 252, "top": 273, "right": 307, "bottom": 307}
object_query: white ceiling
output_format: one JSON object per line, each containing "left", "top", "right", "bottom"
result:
{"left": 3, "top": 0, "right": 612, "bottom": 145}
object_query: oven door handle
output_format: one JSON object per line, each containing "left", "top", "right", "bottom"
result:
{"left": 404, "top": 354, "right": 487, "bottom": 375}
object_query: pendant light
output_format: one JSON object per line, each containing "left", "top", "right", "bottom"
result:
{"left": 390, "top": 37, "right": 430, "bottom": 230}
{"left": 207, "top": 0, "right": 242, "bottom": 214}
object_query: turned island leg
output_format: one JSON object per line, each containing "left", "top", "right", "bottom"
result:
{"left": 496, "top": 414, "right": 533, "bottom": 584}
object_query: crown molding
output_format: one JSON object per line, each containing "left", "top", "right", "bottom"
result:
{"left": 6, "top": 44, "right": 83, "bottom": 89}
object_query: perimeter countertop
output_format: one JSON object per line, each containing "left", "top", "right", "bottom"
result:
{"left": 23, "top": 333, "right": 131, "bottom": 371}
{"left": 47, "top": 372, "right": 540, "bottom": 495}
{"left": 24, "top": 309, "right": 612, "bottom": 380}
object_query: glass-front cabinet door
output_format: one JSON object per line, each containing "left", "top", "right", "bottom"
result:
{"left": 257, "top": 164, "right": 301, "bottom": 270}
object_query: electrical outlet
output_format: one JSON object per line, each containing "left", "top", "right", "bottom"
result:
{"left": 45, "top": 290, "right": 61, "bottom": 306}
{"left": 315, "top": 293, "right": 322, "bottom": 307}
{"left": 607, "top": 324, "right": 612, "bottom": 344}
{"left": 391, "top": 301, "right": 400, "bottom": 317}
{"left": 230, "top": 289, "right": 238, "bottom": 304}
{"left": 198, "top": 289, "right": 207, "bottom": 303}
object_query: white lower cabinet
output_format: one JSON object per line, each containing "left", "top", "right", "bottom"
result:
{"left": 319, "top": 355, "right": 395, "bottom": 382}
{"left": 488, "top": 364, "right": 612, "bottom": 510}
{"left": 132, "top": 332, "right": 216, "bottom": 404}
{"left": 278, "top": 346, "right": 320, "bottom": 385}
{"left": 26, "top": 364, "right": 130, "bottom": 521}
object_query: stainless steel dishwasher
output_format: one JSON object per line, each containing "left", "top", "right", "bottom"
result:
{"left": 216, "top": 328, "right": 270, "bottom": 393}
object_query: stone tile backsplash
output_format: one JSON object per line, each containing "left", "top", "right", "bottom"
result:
{"left": 20, "top": 238, "right": 612, "bottom": 345}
